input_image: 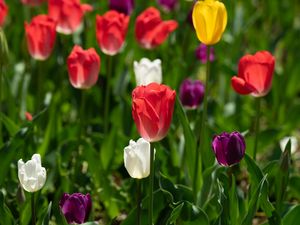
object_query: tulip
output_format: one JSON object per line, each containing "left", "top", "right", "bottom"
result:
{"left": 25, "top": 15, "right": 57, "bottom": 60}
{"left": 192, "top": 0, "right": 227, "bottom": 45}
{"left": 134, "top": 58, "right": 162, "bottom": 86}
{"left": 135, "top": 7, "right": 178, "bottom": 49}
{"left": 157, "top": 0, "right": 178, "bottom": 12}
{"left": 48, "top": 0, "right": 93, "bottom": 35}
{"left": 124, "top": 138, "right": 152, "bottom": 179}
{"left": 179, "top": 79, "right": 205, "bottom": 109}
{"left": 231, "top": 51, "right": 275, "bottom": 97}
{"left": 280, "top": 136, "right": 298, "bottom": 154}
{"left": 132, "top": 82, "right": 176, "bottom": 142}
{"left": 0, "top": 0, "right": 8, "bottom": 27}
{"left": 21, "top": 0, "right": 45, "bottom": 6}
{"left": 67, "top": 45, "right": 100, "bottom": 89}
{"left": 195, "top": 43, "right": 215, "bottom": 63}
{"left": 212, "top": 132, "right": 246, "bottom": 166}
{"left": 109, "top": 0, "right": 134, "bottom": 15}
{"left": 18, "top": 154, "right": 47, "bottom": 192}
{"left": 96, "top": 10, "right": 129, "bottom": 56}
{"left": 60, "top": 193, "right": 92, "bottom": 224}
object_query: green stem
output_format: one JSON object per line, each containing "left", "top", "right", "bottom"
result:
{"left": 137, "top": 179, "right": 142, "bottom": 225}
{"left": 0, "top": 65, "right": 3, "bottom": 146}
{"left": 80, "top": 90, "right": 86, "bottom": 138}
{"left": 253, "top": 98, "right": 261, "bottom": 160}
{"left": 149, "top": 144, "right": 155, "bottom": 225}
{"left": 31, "top": 193, "right": 36, "bottom": 225}
{"left": 193, "top": 46, "right": 211, "bottom": 203}
{"left": 104, "top": 56, "right": 112, "bottom": 135}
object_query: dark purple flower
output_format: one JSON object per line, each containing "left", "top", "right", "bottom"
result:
{"left": 179, "top": 79, "right": 205, "bottom": 109}
{"left": 59, "top": 193, "right": 92, "bottom": 224}
{"left": 109, "top": 0, "right": 134, "bottom": 15}
{"left": 157, "top": 0, "right": 178, "bottom": 12}
{"left": 212, "top": 132, "right": 246, "bottom": 166}
{"left": 195, "top": 43, "right": 215, "bottom": 64}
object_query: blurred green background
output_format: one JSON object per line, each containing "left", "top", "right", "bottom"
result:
{"left": 1, "top": 0, "right": 300, "bottom": 224}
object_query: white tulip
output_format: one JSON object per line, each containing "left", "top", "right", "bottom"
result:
{"left": 18, "top": 154, "right": 46, "bottom": 192}
{"left": 280, "top": 136, "right": 298, "bottom": 154}
{"left": 124, "top": 138, "right": 152, "bottom": 179}
{"left": 134, "top": 58, "right": 162, "bottom": 86}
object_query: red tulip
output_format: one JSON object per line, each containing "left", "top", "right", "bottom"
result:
{"left": 132, "top": 83, "right": 176, "bottom": 142}
{"left": 48, "top": 0, "right": 93, "bottom": 35}
{"left": 135, "top": 7, "right": 178, "bottom": 49}
{"left": 21, "top": 0, "right": 45, "bottom": 6}
{"left": 231, "top": 51, "right": 275, "bottom": 97}
{"left": 96, "top": 10, "right": 129, "bottom": 56}
{"left": 25, "top": 15, "right": 57, "bottom": 60}
{"left": 67, "top": 45, "right": 100, "bottom": 89}
{"left": 0, "top": 0, "right": 8, "bottom": 27}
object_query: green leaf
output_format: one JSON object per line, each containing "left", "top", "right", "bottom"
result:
{"left": 166, "top": 203, "right": 184, "bottom": 224}
{"left": 241, "top": 175, "right": 268, "bottom": 225}
{"left": 282, "top": 205, "right": 300, "bottom": 225}
{"left": 244, "top": 154, "right": 264, "bottom": 189}
{"left": 0, "top": 112, "right": 20, "bottom": 137}
{"left": 175, "top": 97, "right": 198, "bottom": 188}
{"left": 179, "top": 201, "right": 209, "bottom": 225}
{"left": 229, "top": 175, "right": 239, "bottom": 225}
{"left": 42, "top": 201, "right": 52, "bottom": 225}
{"left": 0, "top": 192, "right": 15, "bottom": 225}
{"left": 275, "top": 139, "right": 291, "bottom": 211}
{"left": 81, "top": 222, "right": 100, "bottom": 225}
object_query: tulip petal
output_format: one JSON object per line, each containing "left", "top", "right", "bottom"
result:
{"left": 231, "top": 76, "right": 255, "bottom": 95}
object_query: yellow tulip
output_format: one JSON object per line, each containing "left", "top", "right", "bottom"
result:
{"left": 192, "top": 0, "right": 227, "bottom": 45}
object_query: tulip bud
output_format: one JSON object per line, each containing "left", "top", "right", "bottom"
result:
{"left": 48, "top": 0, "right": 93, "bottom": 35}
{"left": 18, "top": 154, "right": 47, "bottom": 192}
{"left": 0, "top": 27, "right": 9, "bottom": 65}
{"left": 124, "top": 138, "right": 152, "bottom": 179}
{"left": 0, "top": 0, "right": 8, "bottom": 27}
{"left": 231, "top": 51, "right": 275, "bottom": 97}
{"left": 67, "top": 45, "right": 101, "bottom": 89}
{"left": 109, "top": 0, "right": 134, "bottom": 15}
{"left": 179, "top": 79, "right": 205, "bottom": 109}
{"left": 59, "top": 193, "right": 92, "bottom": 224}
{"left": 157, "top": 0, "right": 178, "bottom": 12}
{"left": 24, "top": 15, "right": 57, "bottom": 60}
{"left": 195, "top": 43, "right": 215, "bottom": 63}
{"left": 134, "top": 58, "right": 162, "bottom": 86}
{"left": 192, "top": 0, "right": 227, "bottom": 45}
{"left": 212, "top": 132, "right": 246, "bottom": 166}
{"left": 132, "top": 83, "right": 176, "bottom": 142}
{"left": 96, "top": 10, "right": 129, "bottom": 56}
{"left": 135, "top": 7, "right": 178, "bottom": 49}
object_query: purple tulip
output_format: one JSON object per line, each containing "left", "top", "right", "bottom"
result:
{"left": 179, "top": 79, "right": 205, "bottom": 109}
{"left": 195, "top": 43, "right": 215, "bottom": 64}
{"left": 59, "top": 193, "right": 92, "bottom": 224}
{"left": 109, "top": 0, "right": 134, "bottom": 15}
{"left": 157, "top": 0, "right": 178, "bottom": 12}
{"left": 212, "top": 132, "right": 246, "bottom": 166}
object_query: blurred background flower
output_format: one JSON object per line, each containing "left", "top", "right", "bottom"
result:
{"left": 48, "top": 0, "right": 93, "bottom": 35}
{"left": 96, "top": 10, "right": 129, "bottom": 56}
{"left": 0, "top": 0, "right": 8, "bottom": 27}
{"left": 135, "top": 7, "right": 178, "bottom": 49}
{"left": 109, "top": 0, "right": 134, "bottom": 15}
{"left": 179, "top": 79, "right": 205, "bottom": 109}
{"left": 134, "top": 58, "right": 162, "bottom": 86}
{"left": 195, "top": 43, "right": 215, "bottom": 63}
{"left": 157, "top": 0, "right": 178, "bottom": 12}
{"left": 25, "top": 15, "right": 57, "bottom": 60}
{"left": 59, "top": 193, "right": 92, "bottom": 224}
{"left": 67, "top": 45, "right": 101, "bottom": 89}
